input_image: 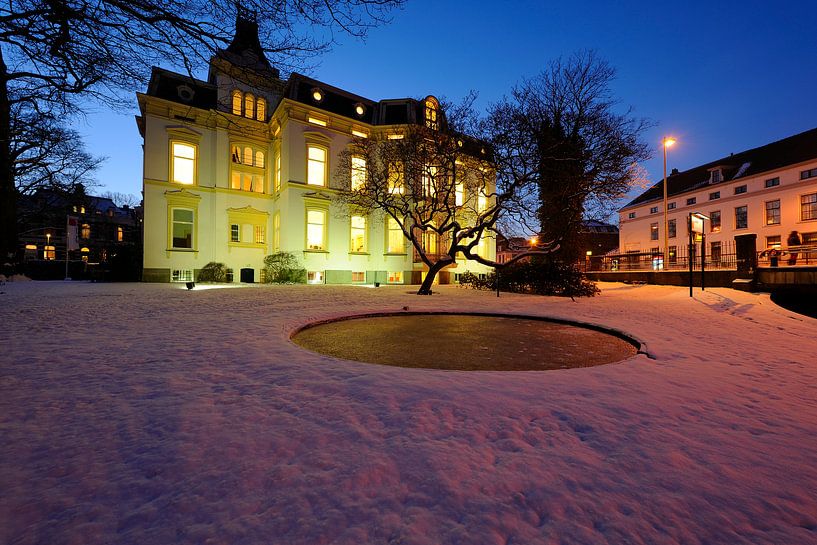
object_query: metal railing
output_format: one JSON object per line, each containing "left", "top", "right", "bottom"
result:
{"left": 757, "top": 245, "right": 817, "bottom": 267}
{"left": 589, "top": 241, "right": 737, "bottom": 272}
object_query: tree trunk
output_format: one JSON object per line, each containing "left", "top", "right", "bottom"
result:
{"left": 0, "top": 48, "right": 17, "bottom": 265}
{"left": 416, "top": 260, "right": 447, "bottom": 295}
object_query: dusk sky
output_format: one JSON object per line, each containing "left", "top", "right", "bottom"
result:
{"left": 75, "top": 0, "right": 817, "bottom": 218}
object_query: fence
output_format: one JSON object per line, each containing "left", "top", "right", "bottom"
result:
{"left": 757, "top": 245, "right": 817, "bottom": 268}
{"left": 589, "top": 240, "right": 737, "bottom": 272}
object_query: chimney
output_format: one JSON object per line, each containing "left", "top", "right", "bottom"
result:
{"left": 670, "top": 168, "right": 679, "bottom": 175}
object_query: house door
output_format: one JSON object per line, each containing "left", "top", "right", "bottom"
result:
{"left": 240, "top": 268, "right": 254, "bottom": 283}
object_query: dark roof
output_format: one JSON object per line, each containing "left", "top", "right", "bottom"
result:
{"left": 214, "top": 12, "right": 279, "bottom": 79}
{"left": 624, "top": 126, "right": 817, "bottom": 209}
{"left": 146, "top": 67, "right": 217, "bottom": 110}
{"left": 285, "top": 73, "right": 380, "bottom": 125}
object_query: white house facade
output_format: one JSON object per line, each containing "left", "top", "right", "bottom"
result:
{"left": 138, "top": 15, "right": 495, "bottom": 284}
{"left": 619, "top": 128, "right": 817, "bottom": 266}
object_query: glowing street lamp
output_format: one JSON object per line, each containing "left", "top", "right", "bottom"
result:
{"left": 662, "top": 137, "right": 676, "bottom": 269}
{"left": 529, "top": 236, "right": 538, "bottom": 247}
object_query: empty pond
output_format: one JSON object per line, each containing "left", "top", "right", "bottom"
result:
{"left": 292, "top": 313, "right": 639, "bottom": 371}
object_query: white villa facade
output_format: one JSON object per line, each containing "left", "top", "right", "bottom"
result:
{"left": 619, "top": 128, "right": 817, "bottom": 265}
{"left": 138, "top": 15, "right": 494, "bottom": 284}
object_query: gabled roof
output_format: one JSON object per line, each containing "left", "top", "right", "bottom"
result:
{"left": 623, "top": 126, "right": 817, "bottom": 210}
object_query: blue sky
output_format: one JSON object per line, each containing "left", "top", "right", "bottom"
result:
{"left": 74, "top": 0, "right": 817, "bottom": 216}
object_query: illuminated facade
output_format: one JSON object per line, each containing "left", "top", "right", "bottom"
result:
{"left": 619, "top": 128, "right": 817, "bottom": 261}
{"left": 138, "top": 14, "right": 494, "bottom": 283}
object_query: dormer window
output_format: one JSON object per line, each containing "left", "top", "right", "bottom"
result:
{"left": 230, "top": 89, "right": 265, "bottom": 121}
{"left": 312, "top": 88, "right": 324, "bottom": 103}
{"left": 424, "top": 96, "right": 439, "bottom": 130}
{"left": 711, "top": 169, "right": 722, "bottom": 183}
{"left": 354, "top": 103, "right": 365, "bottom": 117}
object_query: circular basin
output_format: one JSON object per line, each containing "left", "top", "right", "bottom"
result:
{"left": 292, "top": 313, "right": 639, "bottom": 371}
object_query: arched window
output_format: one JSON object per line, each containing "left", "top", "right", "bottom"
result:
{"left": 424, "top": 96, "right": 439, "bottom": 130}
{"left": 256, "top": 98, "right": 266, "bottom": 121}
{"left": 230, "top": 143, "right": 267, "bottom": 193}
{"left": 244, "top": 93, "right": 255, "bottom": 119}
{"left": 255, "top": 150, "right": 265, "bottom": 168}
{"left": 232, "top": 90, "right": 242, "bottom": 116}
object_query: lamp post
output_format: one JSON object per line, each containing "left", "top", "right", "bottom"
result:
{"left": 662, "top": 137, "right": 676, "bottom": 270}
{"left": 45, "top": 232, "right": 51, "bottom": 260}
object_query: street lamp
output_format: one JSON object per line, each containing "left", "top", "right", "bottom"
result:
{"left": 662, "top": 137, "right": 676, "bottom": 270}
{"left": 45, "top": 232, "right": 51, "bottom": 260}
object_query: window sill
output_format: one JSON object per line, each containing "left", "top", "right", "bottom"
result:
{"left": 303, "top": 249, "right": 329, "bottom": 253}
{"left": 384, "top": 252, "right": 407, "bottom": 256}
{"left": 167, "top": 248, "right": 198, "bottom": 252}
{"left": 349, "top": 251, "right": 369, "bottom": 256}
{"left": 228, "top": 242, "right": 266, "bottom": 249}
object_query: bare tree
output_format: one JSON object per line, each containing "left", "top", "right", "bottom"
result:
{"left": 336, "top": 98, "right": 556, "bottom": 295}
{"left": 0, "top": 0, "right": 404, "bottom": 260}
{"left": 489, "top": 51, "right": 652, "bottom": 262}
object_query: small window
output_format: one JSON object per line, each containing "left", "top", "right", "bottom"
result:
{"left": 628, "top": 212, "right": 636, "bottom": 219}
{"left": 172, "top": 208, "right": 194, "bottom": 248}
{"left": 650, "top": 206, "right": 658, "bottom": 214}
{"left": 351, "top": 156, "right": 366, "bottom": 190}
{"left": 668, "top": 202, "right": 676, "bottom": 210}
{"left": 801, "top": 193, "right": 817, "bottom": 221}
{"left": 801, "top": 168, "right": 817, "bottom": 180}
{"left": 256, "top": 98, "right": 266, "bottom": 121}
{"left": 765, "top": 200, "right": 781, "bottom": 225}
{"left": 81, "top": 223, "right": 91, "bottom": 238}
{"left": 116, "top": 226, "right": 123, "bottom": 242}
{"left": 709, "top": 191, "right": 720, "bottom": 200}
{"left": 735, "top": 205, "right": 748, "bottom": 229}
{"left": 455, "top": 183, "right": 464, "bottom": 206}
{"left": 388, "top": 271, "right": 403, "bottom": 284}
{"left": 307, "top": 271, "right": 324, "bottom": 284}
{"left": 230, "top": 223, "right": 240, "bottom": 242}
{"left": 171, "top": 142, "right": 196, "bottom": 185}
{"left": 766, "top": 236, "right": 781, "bottom": 250}
{"left": 306, "top": 209, "right": 326, "bottom": 250}
{"left": 232, "top": 90, "right": 242, "bottom": 116}
{"left": 765, "top": 177, "right": 780, "bottom": 188}
{"left": 244, "top": 93, "right": 255, "bottom": 119}
{"left": 424, "top": 97, "right": 439, "bottom": 130}
{"left": 686, "top": 197, "right": 696, "bottom": 206}
{"left": 254, "top": 225, "right": 265, "bottom": 244}
{"left": 171, "top": 269, "right": 194, "bottom": 282}
{"left": 388, "top": 162, "right": 404, "bottom": 194}
{"left": 307, "top": 145, "right": 327, "bottom": 186}
{"left": 668, "top": 219, "right": 676, "bottom": 238}
{"left": 711, "top": 241, "right": 722, "bottom": 263}
{"left": 650, "top": 223, "right": 658, "bottom": 241}
{"left": 307, "top": 116, "right": 327, "bottom": 127}
{"left": 351, "top": 271, "right": 366, "bottom": 283}
{"left": 43, "top": 245, "right": 56, "bottom": 260}
{"left": 350, "top": 215, "right": 367, "bottom": 252}
{"left": 734, "top": 185, "right": 747, "bottom": 195}
{"left": 710, "top": 210, "right": 721, "bottom": 233}
{"left": 386, "top": 217, "right": 404, "bottom": 253}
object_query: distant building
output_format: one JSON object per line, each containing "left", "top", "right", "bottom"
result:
{"left": 619, "top": 127, "right": 817, "bottom": 265}
{"left": 137, "top": 13, "right": 495, "bottom": 284}
{"left": 16, "top": 185, "right": 142, "bottom": 278}
{"left": 496, "top": 221, "right": 618, "bottom": 265}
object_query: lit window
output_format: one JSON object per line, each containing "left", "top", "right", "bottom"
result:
{"left": 735, "top": 205, "right": 748, "bottom": 229}
{"left": 422, "top": 165, "right": 437, "bottom": 198}
{"left": 477, "top": 193, "right": 487, "bottom": 212}
{"left": 254, "top": 225, "right": 266, "bottom": 244}
{"left": 172, "top": 208, "right": 194, "bottom": 248}
{"left": 766, "top": 236, "right": 781, "bottom": 250}
{"left": 352, "top": 271, "right": 365, "bottom": 282}
{"left": 81, "top": 223, "right": 90, "bottom": 238}
{"left": 351, "top": 156, "right": 366, "bottom": 190}
{"left": 230, "top": 143, "right": 266, "bottom": 193}
{"left": 230, "top": 223, "right": 240, "bottom": 242}
{"left": 424, "top": 97, "right": 439, "bottom": 130}
{"left": 801, "top": 193, "right": 817, "bottom": 221}
{"left": 350, "top": 215, "right": 366, "bottom": 252}
{"left": 117, "top": 226, "right": 123, "bottom": 242}
{"left": 668, "top": 246, "right": 677, "bottom": 263}
{"left": 307, "top": 116, "right": 327, "bottom": 127}
{"left": 307, "top": 145, "right": 327, "bottom": 186}
{"left": 455, "top": 183, "right": 464, "bottom": 206}
{"left": 388, "top": 271, "right": 403, "bottom": 283}
{"left": 244, "top": 93, "right": 255, "bottom": 119}
{"left": 256, "top": 98, "right": 266, "bottom": 121}
{"left": 308, "top": 271, "right": 324, "bottom": 284}
{"left": 650, "top": 223, "right": 658, "bottom": 241}
{"left": 306, "top": 209, "right": 326, "bottom": 250}
{"left": 44, "top": 245, "right": 56, "bottom": 260}
{"left": 312, "top": 88, "right": 324, "bottom": 102}
{"left": 274, "top": 153, "right": 281, "bottom": 191}
{"left": 354, "top": 103, "right": 365, "bottom": 116}
{"left": 388, "top": 163, "right": 404, "bottom": 194}
{"left": 423, "top": 225, "right": 438, "bottom": 255}
{"left": 171, "top": 269, "right": 193, "bottom": 282}
{"left": 710, "top": 210, "right": 721, "bottom": 233}
{"left": 387, "top": 217, "right": 404, "bottom": 253}
{"left": 232, "top": 90, "right": 242, "bottom": 116}
{"left": 171, "top": 142, "right": 196, "bottom": 185}
{"left": 273, "top": 212, "right": 280, "bottom": 250}
{"left": 387, "top": 134, "right": 404, "bottom": 140}
{"left": 765, "top": 200, "right": 781, "bottom": 225}
{"left": 351, "top": 129, "right": 368, "bottom": 138}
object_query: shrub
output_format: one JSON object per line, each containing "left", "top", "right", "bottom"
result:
{"left": 263, "top": 252, "right": 307, "bottom": 284}
{"left": 459, "top": 259, "right": 599, "bottom": 297}
{"left": 198, "top": 261, "right": 228, "bottom": 282}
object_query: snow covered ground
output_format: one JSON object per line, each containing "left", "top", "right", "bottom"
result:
{"left": 2, "top": 281, "right": 817, "bottom": 545}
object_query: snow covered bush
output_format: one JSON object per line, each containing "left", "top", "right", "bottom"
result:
{"left": 460, "top": 260, "right": 599, "bottom": 297}
{"left": 263, "top": 252, "right": 307, "bottom": 284}
{"left": 198, "top": 262, "right": 228, "bottom": 283}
